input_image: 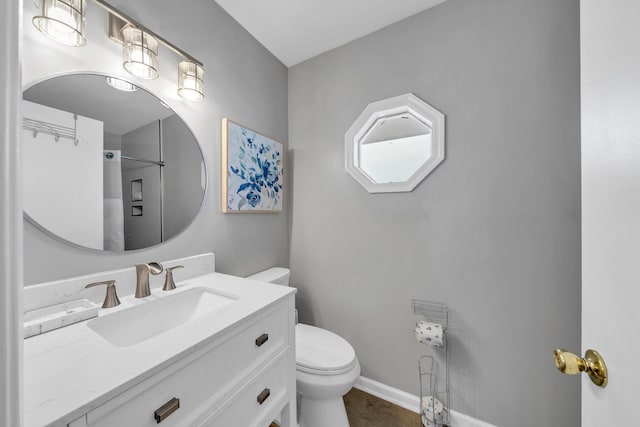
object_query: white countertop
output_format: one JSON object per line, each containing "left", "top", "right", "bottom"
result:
{"left": 24, "top": 273, "right": 295, "bottom": 427}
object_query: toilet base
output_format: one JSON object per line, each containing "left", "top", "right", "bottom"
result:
{"left": 298, "top": 394, "right": 350, "bottom": 427}
{"left": 295, "top": 357, "right": 360, "bottom": 427}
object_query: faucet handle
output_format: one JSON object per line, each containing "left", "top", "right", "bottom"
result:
{"left": 85, "top": 280, "right": 121, "bottom": 308}
{"left": 162, "top": 265, "right": 184, "bottom": 291}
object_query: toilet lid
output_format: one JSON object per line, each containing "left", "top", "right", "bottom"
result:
{"left": 296, "top": 324, "right": 357, "bottom": 375}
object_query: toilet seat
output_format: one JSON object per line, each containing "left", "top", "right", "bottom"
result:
{"left": 295, "top": 324, "right": 357, "bottom": 376}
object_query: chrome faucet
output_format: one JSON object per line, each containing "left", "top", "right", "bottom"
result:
{"left": 135, "top": 262, "right": 163, "bottom": 298}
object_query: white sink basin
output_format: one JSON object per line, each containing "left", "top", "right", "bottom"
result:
{"left": 88, "top": 287, "right": 238, "bottom": 347}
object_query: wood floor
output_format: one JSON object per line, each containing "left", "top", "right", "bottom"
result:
{"left": 269, "top": 388, "right": 420, "bottom": 427}
{"left": 344, "top": 388, "right": 420, "bottom": 427}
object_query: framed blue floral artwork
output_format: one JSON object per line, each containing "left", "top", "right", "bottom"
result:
{"left": 222, "top": 119, "right": 284, "bottom": 213}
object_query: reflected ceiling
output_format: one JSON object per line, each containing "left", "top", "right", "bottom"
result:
{"left": 24, "top": 75, "right": 173, "bottom": 135}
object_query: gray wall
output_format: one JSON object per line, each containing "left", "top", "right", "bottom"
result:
{"left": 103, "top": 132, "right": 122, "bottom": 151}
{"left": 288, "top": 0, "right": 581, "bottom": 426}
{"left": 23, "top": 0, "right": 288, "bottom": 284}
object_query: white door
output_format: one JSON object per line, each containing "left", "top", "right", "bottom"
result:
{"left": 581, "top": 0, "right": 640, "bottom": 424}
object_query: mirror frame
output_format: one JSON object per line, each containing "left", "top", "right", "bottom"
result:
{"left": 344, "top": 93, "right": 445, "bottom": 193}
{"left": 22, "top": 72, "right": 208, "bottom": 253}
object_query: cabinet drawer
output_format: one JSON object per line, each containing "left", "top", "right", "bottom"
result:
{"left": 86, "top": 303, "right": 288, "bottom": 427}
{"left": 200, "top": 350, "right": 290, "bottom": 427}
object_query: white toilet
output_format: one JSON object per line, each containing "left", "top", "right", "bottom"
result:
{"left": 247, "top": 268, "right": 360, "bottom": 427}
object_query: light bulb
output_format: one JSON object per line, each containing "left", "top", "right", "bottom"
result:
{"left": 122, "top": 27, "right": 159, "bottom": 80}
{"left": 177, "top": 61, "right": 204, "bottom": 101}
{"left": 32, "top": 0, "right": 86, "bottom": 47}
{"left": 105, "top": 76, "right": 138, "bottom": 92}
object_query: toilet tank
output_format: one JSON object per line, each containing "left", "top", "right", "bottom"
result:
{"left": 247, "top": 267, "right": 290, "bottom": 286}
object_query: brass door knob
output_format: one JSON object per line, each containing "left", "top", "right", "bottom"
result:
{"left": 553, "top": 348, "right": 608, "bottom": 387}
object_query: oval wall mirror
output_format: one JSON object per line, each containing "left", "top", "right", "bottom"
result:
{"left": 345, "top": 93, "right": 445, "bottom": 193}
{"left": 22, "top": 73, "right": 206, "bottom": 252}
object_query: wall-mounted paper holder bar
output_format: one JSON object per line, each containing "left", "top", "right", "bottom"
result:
{"left": 412, "top": 299, "right": 448, "bottom": 330}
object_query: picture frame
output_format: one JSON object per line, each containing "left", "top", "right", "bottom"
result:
{"left": 222, "top": 118, "right": 284, "bottom": 213}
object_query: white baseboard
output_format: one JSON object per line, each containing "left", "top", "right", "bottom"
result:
{"left": 354, "top": 376, "right": 420, "bottom": 413}
{"left": 353, "top": 376, "right": 497, "bottom": 427}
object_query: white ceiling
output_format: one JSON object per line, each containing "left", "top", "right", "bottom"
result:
{"left": 214, "top": 0, "right": 449, "bottom": 67}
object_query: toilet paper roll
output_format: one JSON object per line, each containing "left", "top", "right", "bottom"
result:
{"left": 422, "top": 413, "right": 447, "bottom": 427}
{"left": 414, "top": 321, "right": 444, "bottom": 347}
{"left": 421, "top": 396, "right": 447, "bottom": 425}
{"left": 421, "top": 395, "right": 444, "bottom": 414}
{"left": 421, "top": 414, "right": 436, "bottom": 427}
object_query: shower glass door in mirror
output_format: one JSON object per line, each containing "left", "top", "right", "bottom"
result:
{"left": 22, "top": 73, "right": 206, "bottom": 251}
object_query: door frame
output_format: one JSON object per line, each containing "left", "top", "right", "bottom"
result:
{"left": 0, "top": 1, "right": 24, "bottom": 426}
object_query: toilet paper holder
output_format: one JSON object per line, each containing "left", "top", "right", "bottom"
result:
{"left": 419, "top": 355, "right": 450, "bottom": 427}
{"left": 413, "top": 299, "right": 450, "bottom": 427}
{"left": 412, "top": 299, "right": 448, "bottom": 330}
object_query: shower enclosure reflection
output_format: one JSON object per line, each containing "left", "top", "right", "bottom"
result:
{"left": 22, "top": 73, "right": 206, "bottom": 252}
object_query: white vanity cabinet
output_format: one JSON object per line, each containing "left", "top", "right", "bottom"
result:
{"left": 24, "top": 267, "right": 296, "bottom": 427}
{"left": 74, "top": 300, "right": 295, "bottom": 427}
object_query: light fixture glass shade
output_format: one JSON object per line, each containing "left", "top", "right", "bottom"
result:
{"left": 122, "top": 27, "right": 159, "bottom": 80}
{"left": 105, "top": 76, "right": 138, "bottom": 92}
{"left": 32, "top": 0, "right": 87, "bottom": 47}
{"left": 177, "top": 61, "right": 205, "bottom": 101}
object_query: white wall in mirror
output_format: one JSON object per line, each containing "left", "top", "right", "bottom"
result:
{"left": 23, "top": 100, "right": 104, "bottom": 249}
{"left": 345, "top": 93, "right": 445, "bottom": 193}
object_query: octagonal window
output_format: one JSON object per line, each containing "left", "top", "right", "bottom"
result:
{"left": 345, "top": 93, "right": 445, "bottom": 193}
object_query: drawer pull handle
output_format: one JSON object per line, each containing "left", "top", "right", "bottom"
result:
{"left": 257, "top": 388, "right": 271, "bottom": 405}
{"left": 154, "top": 397, "right": 180, "bottom": 423}
{"left": 255, "top": 333, "right": 269, "bottom": 347}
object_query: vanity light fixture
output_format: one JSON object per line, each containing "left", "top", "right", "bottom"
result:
{"left": 102, "top": 3, "right": 205, "bottom": 99}
{"left": 32, "top": 0, "right": 205, "bottom": 100}
{"left": 104, "top": 76, "right": 138, "bottom": 92}
{"left": 122, "top": 26, "right": 159, "bottom": 80}
{"left": 32, "top": 0, "right": 87, "bottom": 47}
{"left": 177, "top": 61, "right": 205, "bottom": 101}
